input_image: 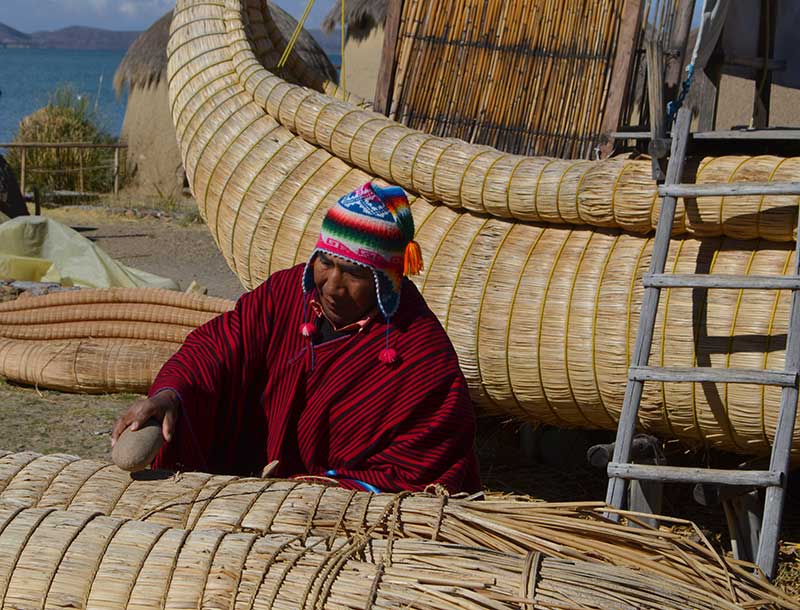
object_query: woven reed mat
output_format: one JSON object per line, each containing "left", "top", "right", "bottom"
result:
{"left": 388, "top": 0, "right": 622, "bottom": 159}
{"left": 162, "top": 0, "right": 800, "bottom": 455}
{"left": 0, "top": 450, "right": 797, "bottom": 608}
{"left": 2, "top": 502, "right": 795, "bottom": 610}
{"left": 0, "top": 288, "right": 233, "bottom": 393}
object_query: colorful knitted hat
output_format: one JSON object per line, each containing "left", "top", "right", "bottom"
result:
{"left": 302, "top": 182, "right": 423, "bottom": 362}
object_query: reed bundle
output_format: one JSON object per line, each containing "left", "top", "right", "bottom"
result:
{"left": 389, "top": 0, "right": 622, "bottom": 159}
{"left": 0, "top": 288, "right": 233, "bottom": 393}
{"left": 2, "top": 502, "right": 793, "bottom": 610}
{"left": 0, "top": 451, "right": 796, "bottom": 608}
{"left": 173, "top": 0, "right": 800, "bottom": 244}
{"left": 161, "top": 0, "right": 800, "bottom": 455}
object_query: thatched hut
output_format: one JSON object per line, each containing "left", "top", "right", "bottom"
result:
{"left": 115, "top": 5, "right": 338, "bottom": 198}
{"left": 322, "top": 0, "right": 386, "bottom": 102}
{"left": 114, "top": 13, "right": 179, "bottom": 197}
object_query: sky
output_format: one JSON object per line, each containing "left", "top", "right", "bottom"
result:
{"left": 0, "top": 0, "right": 337, "bottom": 33}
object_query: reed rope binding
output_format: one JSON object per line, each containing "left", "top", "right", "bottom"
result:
{"left": 0, "top": 452, "right": 796, "bottom": 608}
{"left": 2, "top": 502, "right": 793, "bottom": 610}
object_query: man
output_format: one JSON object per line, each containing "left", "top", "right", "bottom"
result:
{"left": 112, "top": 182, "right": 480, "bottom": 493}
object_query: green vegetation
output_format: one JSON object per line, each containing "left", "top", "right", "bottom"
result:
{"left": 6, "top": 86, "right": 119, "bottom": 194}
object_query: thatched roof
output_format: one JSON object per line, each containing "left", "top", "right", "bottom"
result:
{"left": 115, "top": 4, "right": 337, "bottom": 96}
{"left": 269, "top": 3, "right": 338, "bottom": 83}
{"left": 321, "top": 0, "right": 387, "bottom": 41}
{"left": 113, "top": 11, "right": 170, "bottom": 96}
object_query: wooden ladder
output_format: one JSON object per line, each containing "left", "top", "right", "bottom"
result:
{"left": 604, "top": 107, "right": 800, "bottom": 579}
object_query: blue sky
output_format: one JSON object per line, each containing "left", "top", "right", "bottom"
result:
{"left": 0, "top": 0, "right": 337, "bottom": 33}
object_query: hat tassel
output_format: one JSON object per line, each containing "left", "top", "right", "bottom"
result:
{"left": 404, "top": 240, "right": 423, "bottom": 275}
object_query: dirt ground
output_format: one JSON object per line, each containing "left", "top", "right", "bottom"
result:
{"left": 0, "top": 202, "right": 245, "bottom": 461}
{"left": 44, "top": 204, "right": 246, "bottom": 300}
{"left": 1, "top": 202, "right": 799, "bottom": 594}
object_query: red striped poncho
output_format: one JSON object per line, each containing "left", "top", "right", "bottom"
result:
{"left": 151, "top": 264, "right": 480, "bottom": 493}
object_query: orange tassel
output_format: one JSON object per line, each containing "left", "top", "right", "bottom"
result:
{"left": 404, "top": 240, "right": 424, "bottom": 275}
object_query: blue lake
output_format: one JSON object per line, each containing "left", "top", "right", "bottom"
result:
{"left": 0, "top": 47, "right": 341, "bottom": 147}
{"left": 0, "top": 48, "right": 127, "bottom": 146}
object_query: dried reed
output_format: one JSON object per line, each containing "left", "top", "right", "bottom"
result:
{"left": 389, "top": 0, "right": 623, "bottom": 159}
{"left": 196, "top": 1, "right": 800, "bottom": 240}
{"left": 0, "top": 289, "right": 233, "bottom": 393}
{"left": 0, "top": 452, "right": 796, "bottom": 608}
{"left": 1, "top": 502, "right": 793, "bottom": 610}
{"left": 163, "top": 0, "right": 800, "bottom": 454}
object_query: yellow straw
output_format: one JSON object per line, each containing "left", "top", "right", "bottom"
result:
{"left": 340, "top": 0, "right": 346, "bottom": 91}
{"left": 276, "top": 0, "right": 316, "bottom": 69}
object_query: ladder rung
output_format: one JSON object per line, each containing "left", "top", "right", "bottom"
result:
{"left": 643, "top": 273, "right": 800, "bottom": 290}
{"left": 629, "top": 366, "right": 798, "bottom": 386}
{"left": 659, "top": 181, "right": 800, "bottom": 198}
{"left": 607, "top": 463, "right": 783, "bottom": 487}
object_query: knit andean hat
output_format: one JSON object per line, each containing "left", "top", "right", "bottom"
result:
{"left": 302, "top": 182, "right": 423, "bottom": 363}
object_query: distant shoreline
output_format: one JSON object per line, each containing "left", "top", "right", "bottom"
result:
{"left": 0, "top": 23, "right": 139, "bottom": 51}
{"left": 0, "top": 21, "right": 341, "bottom": 54}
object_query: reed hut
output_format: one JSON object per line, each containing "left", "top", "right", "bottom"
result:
{"left": 322, "top": 0, "right": 387, "bottom": 102}
{"left": 115, "top": 6, "right": 338, "bottom": 198}
{"left": 114, "top": 12, "right": 180, "bottom": 197}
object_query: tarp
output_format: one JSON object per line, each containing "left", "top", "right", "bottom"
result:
{"left": 0, "top": 215, "right": 179, "bottom": 290}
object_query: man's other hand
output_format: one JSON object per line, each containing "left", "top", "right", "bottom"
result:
{"left": 111, "top": 389, "right": 180, "bottom": 447}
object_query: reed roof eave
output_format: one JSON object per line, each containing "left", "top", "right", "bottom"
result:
{"left": 115, "top": 4, "right": 337, "bottom": 97}
{"left": 321, "top": 0, "right": 388, "bottom": 41}
{"left": 113, "top": 11, "right": 171, "bottom": 97}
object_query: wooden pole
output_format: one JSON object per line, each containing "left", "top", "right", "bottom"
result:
{"left": 696, "top": 56, "right": 722, "bottom": 131}
{"left": 598, "top": 0, "right": 644, "bottom": 158}
{"left": 663, "top": 0, "right": 695, "bottom": 97}
{"left": 373, "top": 0, "right": 404, "bottom": 115}
{"left": 78, "top": 149, "right": 85, "bottom": 193}
{"left": 113, "top": 147, "right": 120, "bottom": 197}
{"left": 19, "top": 148, "right": 26, "bottom": 196}
{"left": 751, "top": 0, "right": 775, "bottom": 129}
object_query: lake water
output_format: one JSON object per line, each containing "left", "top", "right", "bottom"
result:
{"left": 0, "top": 48, "right": 342, "bottom": 147}
{"left": 0, "top": 48, "right": 127, "bottom": 145}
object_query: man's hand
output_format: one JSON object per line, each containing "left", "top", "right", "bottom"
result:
{"left": 111, "top": 389, "right": 180, "bottom": 447}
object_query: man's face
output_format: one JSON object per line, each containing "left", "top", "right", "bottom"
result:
{"left": 312, "top": 252, "right": 377, "bottom": 327}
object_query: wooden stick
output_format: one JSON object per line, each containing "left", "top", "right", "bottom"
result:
{"left": 373, "top": 0, "right": 405, "bottom": 114}
{"left": 598, "top": 0, "right": 644, "bottom": 157}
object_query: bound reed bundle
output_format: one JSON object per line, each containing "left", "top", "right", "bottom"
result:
{"left": 1, "top": 503, "right": 793, "bottom": 610}
{"left": 0, "top": 452, "right": 796, "bottom": 609}
{"left": 174, "top": 0, "right": 800, "bottom": 243}
{"left": 389, "top": 0, "right": 622, "bottom": 159}
{"left": 0, "top": 289, "right": 233, "bottom": 393}
{"left": 167, "top": 0, "right": 800, "bottom": 454}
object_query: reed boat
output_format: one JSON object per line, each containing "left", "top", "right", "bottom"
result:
{"left": 163, "top": 0, "right": 800, "bottom": 457}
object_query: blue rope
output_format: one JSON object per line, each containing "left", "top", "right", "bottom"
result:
{"left": 666, "top": 63, "right": 695, "bottom": 125}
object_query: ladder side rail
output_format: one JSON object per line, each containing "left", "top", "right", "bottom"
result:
{"left": 660, "top": 181, "right": 800, "bottom": 197}
{"left": 605, "top": 108, "right": 694, "bottom": 513}
{"left": 755, "top": 200, "right": 800, "bottom": 579}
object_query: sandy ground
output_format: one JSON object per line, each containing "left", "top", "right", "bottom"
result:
{"left": 45, "top": 205, "right": 246, "bottom": 301}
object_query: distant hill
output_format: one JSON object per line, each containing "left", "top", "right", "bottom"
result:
{"left": 0, "top": 22, "right": 140, "bottom": 50}
{"left": 0, "top": 22, "right": 32, "bottom": 47}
